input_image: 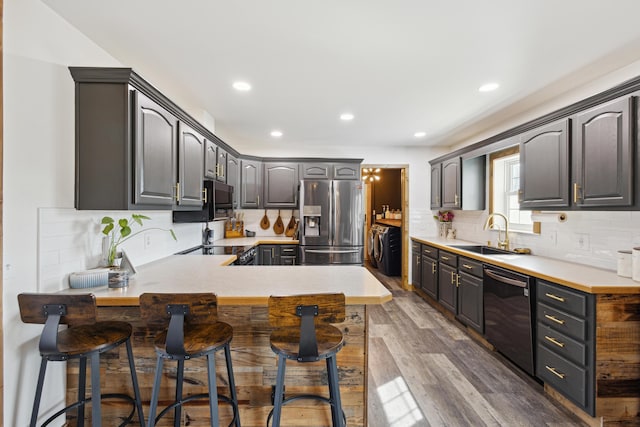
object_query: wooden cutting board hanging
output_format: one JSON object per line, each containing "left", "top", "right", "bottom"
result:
{"left": 273, "top": 210, "right": 285, "bottom": 235}
{"left": 285, "top": 210, "right": 297, "bottom": 237}
{"left": 260, "top": 209, "right": 270, "bottom": 230}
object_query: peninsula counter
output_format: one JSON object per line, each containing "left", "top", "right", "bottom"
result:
{"left": 59, "top": 256, "right": 392, "bottom": 426}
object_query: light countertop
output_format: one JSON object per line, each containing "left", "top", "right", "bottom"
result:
{"left": 62, "top": 255, "right": 391, "bottom": 306}
{"left": 412, "top": 236, "right": 640, "bottom": 294}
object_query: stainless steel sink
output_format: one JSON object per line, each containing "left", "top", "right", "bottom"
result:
{"left": 449, "top": 244, "right": 513, "bottom": 255}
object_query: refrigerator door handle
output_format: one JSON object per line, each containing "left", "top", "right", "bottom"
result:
{"left": 329, "top": 180, "right": 334, "bottom": 245}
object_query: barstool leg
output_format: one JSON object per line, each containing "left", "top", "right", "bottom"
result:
{"left": 271, "top": 355, "right": 287, "bottom": 427}
{"left": 148, "top": 356, "right": 164, "bottom": 427}
{"left": 78, "top": 357, "right": 87, "bottom": 427}
{"left": 125, "top": 338, "right": 146, "bottom": 426}
{"left": 224, "top": 344, "right": 241, "bottom": 427}
{"left": 90, "top": 352, "right": 102, "bottom": 426}
{"left": 206, "top": 352, "right": 220, "bottom": 426}
{"left": 29, "top": 358, "right": 48, "bottom": 427}
{"left": 175, "top": 359, "right": 185, "bottom": 427}
{"left": 326, "top": 357, "right": 337, "bottom": 427}
{"left": 327, "top": 355, "right": 344, "bottom": 427}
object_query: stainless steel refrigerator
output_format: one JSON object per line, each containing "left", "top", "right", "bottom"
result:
{"left": 299, "top": 179, "right": 364, "bottom": 265}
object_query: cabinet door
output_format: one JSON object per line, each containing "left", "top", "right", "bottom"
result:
{"left": 217, "top": 148, "right": 227, "bottom": 182}
{"left": 574, "top": 96, "right": 633, "bottom": 207}
{"left": 177, "top": 122, "right": 205, "bottom": 208}
{"left": 280, "top": 245, "right": 298, "bottom": 265}
{"left": 333, "top": 163, "right": 360, "bottom": 180}
{"left": 438, "top": 263, "right": 457, "bottom": 313}
{"left": 258, "top": 245, "right": 277, "bottom": 265}
{"left": 520, "top": 119, "right": 570, "bottom": 209}
{"left": 441, "top": 158, "right": 461, "bottom": 209}
{"left": 456, "top": 272, "right": 483, "bottom": 333}
{"left": 411, "top": 242, "right": 421, "bottom": 288}
{"left": 430, "top": 163, "right": 442, "bottom": 209}
{"left": 302, "top": 163, "right": 331, "bottom": 179}
{"left": 227, "top": 154, "right": 240, "bottom": 209}
{"left": 264, "top": 163, "right": 299, "bottom": 208}
{"left": 421, "top": 255, "right": 438, "bottom": 300}
{"left": 134, "top": 92, "right": 177, "bottom": 206}
{"left": 240, "top": 159, "right": 262, "bottom": 208}
{"left": 204, "top": 140, "right": 217, "bottom": 179}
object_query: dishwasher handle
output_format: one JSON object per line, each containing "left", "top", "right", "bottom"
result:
{"left": 484, "top": 268, "right": 528, "bottom": 288}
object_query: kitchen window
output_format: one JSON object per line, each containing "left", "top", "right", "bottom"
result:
{"left": 490, "top": 147, "right": 533, "bottom": 233}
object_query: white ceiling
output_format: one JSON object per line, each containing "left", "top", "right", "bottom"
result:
{"left": 44, "top": 0, "right": 640, "bottom": 152}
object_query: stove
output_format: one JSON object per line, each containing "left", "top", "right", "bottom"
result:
{"left": 176, "top": 245, "right": 256, "bottom": 265}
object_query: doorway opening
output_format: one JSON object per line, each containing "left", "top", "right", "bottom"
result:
{"left": 362, "top": 165, "right": 409, "bottom": 289}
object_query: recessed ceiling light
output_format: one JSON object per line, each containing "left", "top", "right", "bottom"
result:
{"left": 270, "top": 130, "right": 283, "bottom": 137}
{"left": 232, "top": 81, "right": 252, "bottom": 91}
{"left": 340, "top": 113, "right": 354, "bottom": 121}
{"left": 478, "top": 82, "right": 499, "bottom": 92}
{"left": 414, "top": 131, "right": 426, "bottom": 138}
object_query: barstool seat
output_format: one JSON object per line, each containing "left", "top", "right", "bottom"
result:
{"left": 267, "top": 293, "right": 347, "bottom": 427}
{"left": 18, "top": 293, "right": 145, "bottom": 427}
{"left": 140, "top": 293, "right": 240, "bottom": 427}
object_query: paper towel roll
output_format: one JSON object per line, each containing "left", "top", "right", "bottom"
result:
{"left": 531, "top": 212, "right": 567, "bottom": 223}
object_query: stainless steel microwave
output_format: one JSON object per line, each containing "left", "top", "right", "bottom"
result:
{"left": 172, "top": 180, "right": 233, "bottom": 223}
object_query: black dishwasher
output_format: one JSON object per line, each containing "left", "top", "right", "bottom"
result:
{"left": 483, "top": 265, "right": 536, "bottom": 376}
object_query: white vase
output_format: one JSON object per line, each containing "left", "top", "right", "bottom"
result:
{"left": 439, "top": 222, "right": 452, "bottom": 238}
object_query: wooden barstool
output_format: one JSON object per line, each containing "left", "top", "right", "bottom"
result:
{"left": 267, "top": 293, "right": 346, "bottom": 427}
{"left": 17, "top": 293, "right": 145, "bottom": 427}
{"left": 140, "top": 293, "right": 240, "bottom": 427}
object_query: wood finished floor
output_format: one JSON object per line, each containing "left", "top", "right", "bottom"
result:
{"left": 365, "top": 262, "right": 587, "bottom": 427}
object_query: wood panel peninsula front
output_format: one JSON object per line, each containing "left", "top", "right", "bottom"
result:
{"left": 60, "top": 256, "right": 391, "bottom": 426}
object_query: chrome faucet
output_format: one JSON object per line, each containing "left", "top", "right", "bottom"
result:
{"left": 483, "top": 212, "right": 510, "bottom": 251}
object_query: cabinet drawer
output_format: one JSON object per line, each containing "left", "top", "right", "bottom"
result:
{"left": 537, "top": 280, "right": 587, "bottom": 317}
{"left": 412, "top": 241, "right": 421, "bottom": 253}
{"left": 281, "top": 256, "right": 296, "bottom": 265}
{"left": 422, "top": 245, "right": 438, "bottom": 260}
{"left": 439, "top": 251, "right": 457, "bottom": 267}
{"left": 458, "top": 257, "right": 483, "bottom": 278}
{"left": 537, "top": 345, "right": 588, "bottom": 408}
{"left": 280, "top": 246, "right": 298, "bottom": 256}
{"left": 538, "top": 303, "right": 587, "bottom": 341}
{"left": 537, "top": 322, "right": 587, "bottom": 366}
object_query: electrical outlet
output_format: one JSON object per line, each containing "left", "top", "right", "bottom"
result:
{"left": 574, "top": 233, "right": 590, "bottom": 250}
{"left": 144, "top": 232, "right": 152, "bottom": 249}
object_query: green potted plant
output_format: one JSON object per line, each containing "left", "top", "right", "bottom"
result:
{"left": 101, "top": 214, "right": 177, "bottom": 267}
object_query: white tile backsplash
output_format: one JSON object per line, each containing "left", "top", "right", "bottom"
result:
{"left": 448, "top": 209, "right": 640, "bottom": 271}
{"left": 38, "top": 208, "right": 203, "bottom": 291}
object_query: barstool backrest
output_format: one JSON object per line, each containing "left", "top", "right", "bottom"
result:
{"left": 18, "top": 293, "right": 96, "bottom": 326}
{"left": 140, "top": 293, "right": 219, "bottom": 326}
{"left": 268, "top": 293, "right": 345, "bottom": 327}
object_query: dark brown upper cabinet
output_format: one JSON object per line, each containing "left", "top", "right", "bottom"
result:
{"left": 133, "top": 91, "right": 178, "bottom": 208}
{"left": 263, "top": 162, "right": 299, "bottom": 208}
{"left": 430, "top": 164, "right": 442, "bottom": 209}
{"left": 227, "top": 154, "right": 240, "bottom": 209}
{"left": 519, "top": 118, "right": 571, "bottom": 209}
{"left": 441, "top": 158, "right": 461, "bottom": 209}
{"left": 176, "top": 122, "right": 205, "bottom": 209}
{"left": 573, "top": 96, "right": 634, "bottom": 207}
{"left": 240, "top": 159, "right": 262, "bottom": 208}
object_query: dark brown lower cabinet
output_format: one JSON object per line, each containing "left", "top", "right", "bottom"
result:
{"left": 438, "top": 263, "right": 457, "bottom": 313}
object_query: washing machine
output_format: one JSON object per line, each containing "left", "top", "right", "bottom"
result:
{"left": 375, "top": 225, "right": 402, "bottom": 276}
{"left": 367, "top": 225, "right": 381, "bottom": 268}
